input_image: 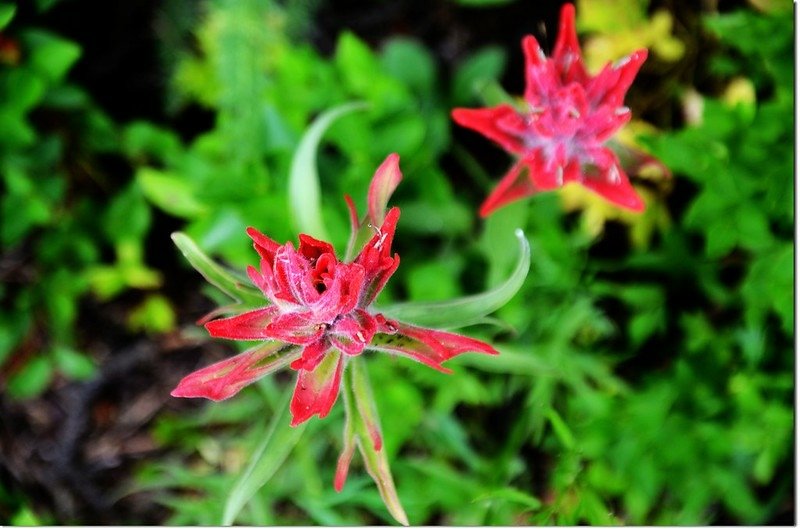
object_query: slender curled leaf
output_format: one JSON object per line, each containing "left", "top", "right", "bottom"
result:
{"left": 380, "top": 229, "right": 530, "bottom": 329}
{"left": 289, "top": 102, "right": 369, "bottom": 240}
{"left": 344, "top": 357, "right": 409, "bottom": 526}
{"left": 171, "top": 232, "right": 263, "bottom": 307}
{"left": 222, "top": 388, "right": 308, "bottom": 526}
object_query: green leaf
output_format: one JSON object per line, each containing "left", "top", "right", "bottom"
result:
{"left": 545, "top": 408, "right": 576, "bottom": 450}
{"left": 381, "top": 38, "right": 436, "bottom": 93}
{"left": 137, "top": 167, "right": 207, "bottom": 218}
{"left": 53, "top": 346, "right": 96, "bottom": 380}
{"left": 288, "top": 101, "right": 368, "bottom": 239}
{"left": 452, "top": 46, "right": 507, "bottom": 105}
{"left": 0, "top": 3, "right": 15, "bottom": 29}
{"left": 222, "top": 389, "right": 307, "bottom": 525}
{"left": 127, "top": 294, "right": 177, "bottom": 334}
{"left": 473, "top": 487, "right": 542, "bottom": 511}
{"left": 7, "top": 356, "right": 53, "bottom": 399}
{"left": 171, "top": 232, "right": 264, "bottom": 307}
{"left": 103, "top": 182, "right": 152, "bottom": 243}
{"left": 22, "top": 29, "right": 81, "bottom": 83}
{"left": 380, "top": 229, "right": 530, "bottom": 328}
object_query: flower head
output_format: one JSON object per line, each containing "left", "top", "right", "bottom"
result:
{"left": 171, "top": 155, "right": 497, "bottom": 426}
{"left": 452, "top": 3, "right": 648, "bottom": 216}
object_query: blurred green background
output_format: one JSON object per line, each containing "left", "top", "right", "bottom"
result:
{"left": 0, "top": 0, "right": 793, "bottom": 524}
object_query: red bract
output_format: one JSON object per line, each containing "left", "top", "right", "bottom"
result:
{"left": 452, "top": 3, "right": 648, "bottom": 217}
{"left": 171, "top": 155, "right": 498, "bottom": 426}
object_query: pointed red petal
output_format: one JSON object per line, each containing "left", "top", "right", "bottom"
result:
{"left": 368, "top": 153, "right": 403, "bottom": 227}
{"left": 334, "top": 433, "right": 356, "bottom": 492}
{"left": 205, "top": 307, "right": 280, "bottom": 340}
{"left": 246, "top": 226, "right": 281, "bottom": 264}
{"left": 522, "top": 35, "right": 546, "bottom": 69}
{"left": 581, "top": 162, "right": 645, "bottom": 212}
{"left": 355, "top": 207, "right": 401, "bottom": 306}
{"left": 343, "top": 194, "right": 360, "bottom": 235}
{"left": 553, "top": 2, "right": 589, "bottom": 84}
{"left": 298, "top": 233, "right": 336, "bottom": 261}
{"left": 586, "top": 49, "right": 648, "bottom": 108}
{"left": 479, "top": 160, "right": 535, "bottom": 217}
{"left": 290, "top": 338, "right": 330, "bottom": 371}
{"left": 171, "top": 342, "right": 299, "bottom": 401}
{"left": 452, "top": 106, "right": 527, "bottom": 155}
{"left": 290, "top": 350, "right": 345, "bottom": 426}
{"left": 369, "top": 322, "right": 497, "bottom": 372}
{"left": 246, "top": 264, "right": 271, "bottom": 297}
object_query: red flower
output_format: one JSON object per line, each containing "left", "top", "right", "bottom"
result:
{"left": 452, "top": 3, "right": 648, "bottom": 217}
{"left": 171, "top": 155, "right": 498, "bottom": 426}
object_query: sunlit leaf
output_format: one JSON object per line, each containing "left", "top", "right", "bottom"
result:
{"left": 380, "top": 229, "right": 529, "bottom": 329}
{"left": 288, "top": 101, "right": 368, "bottom": 239}
{"left": 171, "top": 232, "right": 263, "bottom": 307}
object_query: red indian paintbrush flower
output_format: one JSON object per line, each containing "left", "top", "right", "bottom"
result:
{"left": 171, "top": 154, "right": 498, "bottom": 426}
{"left": 452, "top": 3, "right": 648, "bottom": 217}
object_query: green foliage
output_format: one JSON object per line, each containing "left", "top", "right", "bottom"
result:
{"left": 0, "top": 8, "right": 163, "bottom": 399}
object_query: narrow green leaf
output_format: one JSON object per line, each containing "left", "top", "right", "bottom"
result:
{"left": 0, "top": 4, "right": 16, "bottom": 29}
{"left": 545, "top": 408, "right": 575, "bottom": 451}
{"left": 171, "top": 232, "right": 263, "bottom": 307}
{"left": 288, "top": 102, "right": 369, "bottom": 239}
{"left": 222, "top": 389, "right": 307, "bottom": 525}
{"left": 473, "top": 486, "right": 542, "bottom": 511}
{"left": 137, "top": 167, "right": 207, "bottom": 219}
{"left": 346, "top": 357, "right": 409, "bottom": 526}
{"left": 380, "top": 229, "right": 530, "bottom": 329}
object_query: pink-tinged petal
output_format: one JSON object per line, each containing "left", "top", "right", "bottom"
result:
{"left": 291, "top": 338, "right": 331, "bottom": 371}
{"left": 368, "top": 153, "right": 402, "bottom": 227}
{"left": 589, "top": 106, "right": 632, "bottom": 143}
{"left": 246, "top": 226, "right": 281, "bottom": 265}
{"left": 298, "top": 233, "right": 336, "bottom": 262}
{"left": 355, "top": 207, "right": 401, "bottom": 306}
{"left": 553, "top": 3, "right": 589, "bottom": 84}
{"left": 246, "top": 264, "right": 271, "bottom": 297}
{"left": 330, "top": 309, "right": 378, "bottom": 356}
{"left": 587, "top": 49, "right": 648, "bottom": 108}
{"left": 290, "top": 350, "right": 345, "bottom": 426}
{"left": 265, "top": 311, "right": 325, "bottom": 344}
{"left": 522, "top": 35, "right": 546, "bottom": 69}
{"left": 581, "top": 162, "right": 645, "bottom": 212}
{"left": 369, "top": 321, "right": 498, "bottom": 372}
{"left": 171, "top": 342, "right": 299, "bottom": 401}
{"left": 452, "top": 106, "right": 527, "bottom": 155}
{"left": 344, "top": 194, "right": 359, "bottom": 234}
{"left": 272, "top": 244, "right": 323, "bottom": 306}
{"left": 205, "top": 306, "right": 281, "bottom": 340}
{"left": 479, "top": 159, "right": 536, "bottom": 217}
{"left": 313, "top": 262, "right": 366, "bottom": 322}
{"left": 334, "top": 433, "right": 356, "bottom": 492}
{"left": 528, "top": 152, "right": 565, "bottom": 191}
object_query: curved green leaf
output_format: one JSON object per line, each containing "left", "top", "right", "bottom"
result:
{"left": 222, "top": 389, "right": 307, "bottom": 525}
{"left": 288, "top": 102, "right": 369, "bottom": 239}
{"left": 171, "top": 232, "right": 263, "bottom": 307}
{"left": 380, "top": 229, "right": 530, "bottom": 329}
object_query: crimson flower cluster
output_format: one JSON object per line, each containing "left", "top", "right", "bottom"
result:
{"left": 171, "top": 155, "right": 497, "bottom": 426}
{"left": 453, "top": 3, "right": 648, "bottom": 217}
